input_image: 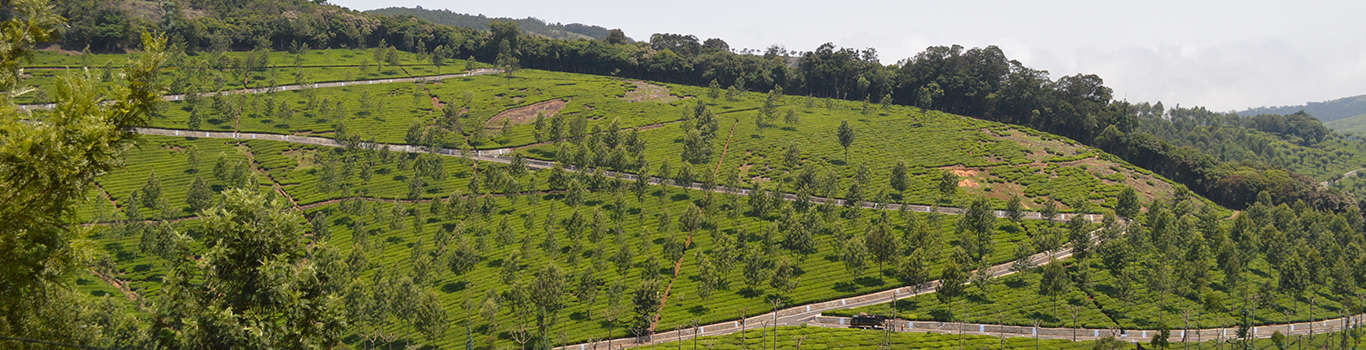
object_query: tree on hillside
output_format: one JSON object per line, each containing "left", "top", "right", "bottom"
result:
{"left": 1041, "top": 201, "right": 1059, "bottom": 222}
{"left": 0, "top": 7, "right": 166, "bottom": 343}
{"left": 605, "top": 29, "right": 629, "bottom": 44}
{"left": 496, "top": 39, "right": 518, "bottom": 82}
{"left": 140, "top": 172, "right": 161, "bottom": 208}
{"left": 1116, "top": 186, "right": 1140, "bottom": 219}
{"left": 937, "top": 170, "right": 958, "bottom": 203}
{"left": 630, "top": 279, "right": 663, "bottom": 341}
{"left": 155, "top": 188, "right": 349, "bottom": 348}
{"left": 842, "top": 234, "right": 869, "bottom": 277}
{"left": 959, "top": 198, "right": 996, "bottom": 262}
{"left": 1039, "top": 258, "right": 1070, "bottom": 316}
{"left": 897, "top": 247, "right": 931, "bottom": 291}
{"left": 1066, "top": 215, "right": 1092, "bottom": 259}
{"left": 1006, "top": 195, "right": 1024, "bottom": 223}
{"left": 837, "top": 120, "right": 855, "bottom": 162}
{"left": 937, "top": 249, "right": 968, "bottom": 318}
{"left": 186, "top": 176, "right": 213, "bottom": 213}
{"left": 530, "top": 265, "right": 567, "bottom": 349}
{"left": 866, "top": 217, "right": 898, "bottom": 274}
{"left": 889, "top": 161, "right": 909, "bottom": 196}
{"left": 916, "top": 82, "right": 943, "bottom": 117}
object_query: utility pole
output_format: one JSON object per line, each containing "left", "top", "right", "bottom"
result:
{"left": 740, "top": 307, "right": 747, "bottom": 350}
{"left": 692, "top": 319, "right": 699, "bottom": 350}
{"left": 1033, "top": 320, "right": 1040, "bottom": 350}
{"left": 998, "top": 313, "right": 1005, "bottom": 350}
{"left": 1071, "top": 305, "right": 1078, "bottom": 341}
{"left": 1183, "top": 309, "right": 1189, "bottom": 350}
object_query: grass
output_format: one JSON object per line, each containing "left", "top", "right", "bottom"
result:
{"left": 116, "top": 52, "right": 1191, "bottom": 212}
{"left": 41, "top": 49, "right": 1283, "bottom": 349}
{"left": 631, "top": 325, "right": 1098, "bottom": 350}
{"left": 628, "top": 325, "right": 1366, "bottom": 350}
{"left": 830, "top": 252, "right": 1363, "bottom": 330}
{"left": 83, "top": 136, "right": 1073, "bottom": 349}
{"left": 18, "top": 48, "right": 483, "bottom": 104}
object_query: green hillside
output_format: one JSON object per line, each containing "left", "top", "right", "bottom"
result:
{"left": 366, "top": 7, "right": 623, "bottom": 41}
{"left": 1240, "top": 94, "right": 1366, "bottom": 122}
{"left": 1325, "top": 112, "right": 1366, "bottom": 135}
{"left": 35, "top": 48, "right": 1365, "bottom": 349}
{"left": 7, "top": 2, "right": 1366, "bottom": 350}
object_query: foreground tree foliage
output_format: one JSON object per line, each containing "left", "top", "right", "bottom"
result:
{"left": 0, "top": 0, "right": 164, "bottom": 346}
{"left": 151, "top": 189, "right": 348, "bottom": 348}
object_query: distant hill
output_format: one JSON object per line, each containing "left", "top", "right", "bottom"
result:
{"left": 366, "top": 6, "right": 625, "bottom": 41}
{"left": 1238, "top": 94, "right": 1366, "bottom": 122}
{"left": 1324, "top": 112, "right": 1366, "bottom": 136}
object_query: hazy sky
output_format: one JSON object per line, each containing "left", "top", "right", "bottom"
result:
{"left": 331, "top": 0, "right": 1366, "bottom": 111}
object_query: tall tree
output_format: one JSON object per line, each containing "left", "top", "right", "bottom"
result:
{"left": 889, "top": 161, "right": 909, "bottom": 196}
{"left": 959, "top": 198, "right": 996, "bottom": 262}
{"left": 1, "top": 9, "right": 165, "bottom": 345}
{"left": 836, "top": 120, "right": 855, "bottom": 162}
{"left": 937, "top": 170, "right": 958, "bottom": 203}
{"left": 1116, "top": 186, "right": 1140, "bottom": 219}
{"left": 865, "top": 218, "right": 899, "bottom": 274}
{"left": 630, "top": 279, "right": 663, "bottom": 340}
{"left": 157, "top": 188, "right": 349, "bottom": 348}
{"left": 530, "top": 265, "right": 567, "bottom": 348}
{"left": 185, "top": 175, "right": 213, "bottom": 213}
{"left": 1039, "top": 258, "right": 1070, "bottom": 316}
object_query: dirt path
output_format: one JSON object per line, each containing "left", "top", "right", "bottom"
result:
{"left": 239, "top": 143, "right": 302, "bottom": 211}
{"left": 712, "top": 119, "right": 738, "bottom": 178}
{"left": 89, "top": 268, "right": 144, "bottom": 309}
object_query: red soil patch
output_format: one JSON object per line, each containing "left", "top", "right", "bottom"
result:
{"left": 484, "top": 98, "right": 569, "bottom": 129}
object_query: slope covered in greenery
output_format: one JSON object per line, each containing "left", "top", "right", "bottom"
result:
{"left": 50, "top": 0, "right": 1357, "bottom": 211}
{"left": 366, "top": 6, "right": 622, "bottom": 41}
{"left": 1240, "top": 94, "right": 1366, "bottom": 122}
{"left": 1324, "top": 112, "right": 1366, "bottom": 136}
{"left": 10, "top": 2, "right": 1366, "bottom": 350}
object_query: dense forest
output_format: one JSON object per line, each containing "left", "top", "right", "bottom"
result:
{"left": 47, "top": 0, "right": 1352, "bottom": 212}
{"left": 366, "top": 6, "right": 621, "bottom": 41}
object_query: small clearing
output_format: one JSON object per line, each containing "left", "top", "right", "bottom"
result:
{"left": 283, "top": 149, "right": 318, "bottom": 170}
{"left": 484, "top": 98, "right": 569, "bottom": 129}
{"left": 987, "top": 128, "right": 1087, "bottom": 160}
{"left": 622, "top": 80, "right": 684, "bottom": 103}
{"left": 940, "top": 165, "right": 983, "bottom": 188}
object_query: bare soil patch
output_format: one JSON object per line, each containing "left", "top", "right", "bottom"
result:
{"left": 1061, "top": 157, "right": 1175, "bottom": 202}
{"left": 622, "top": 80, "right": 684, "bottom": 103}
{"left": 484, "top": 98, "right": 569, "bottom": 129}
{"left": 940, "top": 165, "right": 984, "bottom": 188}
{"left": 986, "top": 128, "right": 1086, "bottom": 160}
{"left": 283, "top": 149, "right": 318, "bottom": 170}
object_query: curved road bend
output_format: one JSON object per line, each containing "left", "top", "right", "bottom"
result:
{"left": 126, "top": 127, "right": 1351, "bottom": 349}
{"left": 43, "top": 68, "right": 1334, "bottom": 347}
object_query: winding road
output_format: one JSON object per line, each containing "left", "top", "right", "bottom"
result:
{"left": 17, "top": 68, "right": 501, "bottom": 112}
{"left": 45, "top": 71, "right": 1364, "bottom": 347}
{"left": 129, "top": 126, "right": 1106, "bottom": 224}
